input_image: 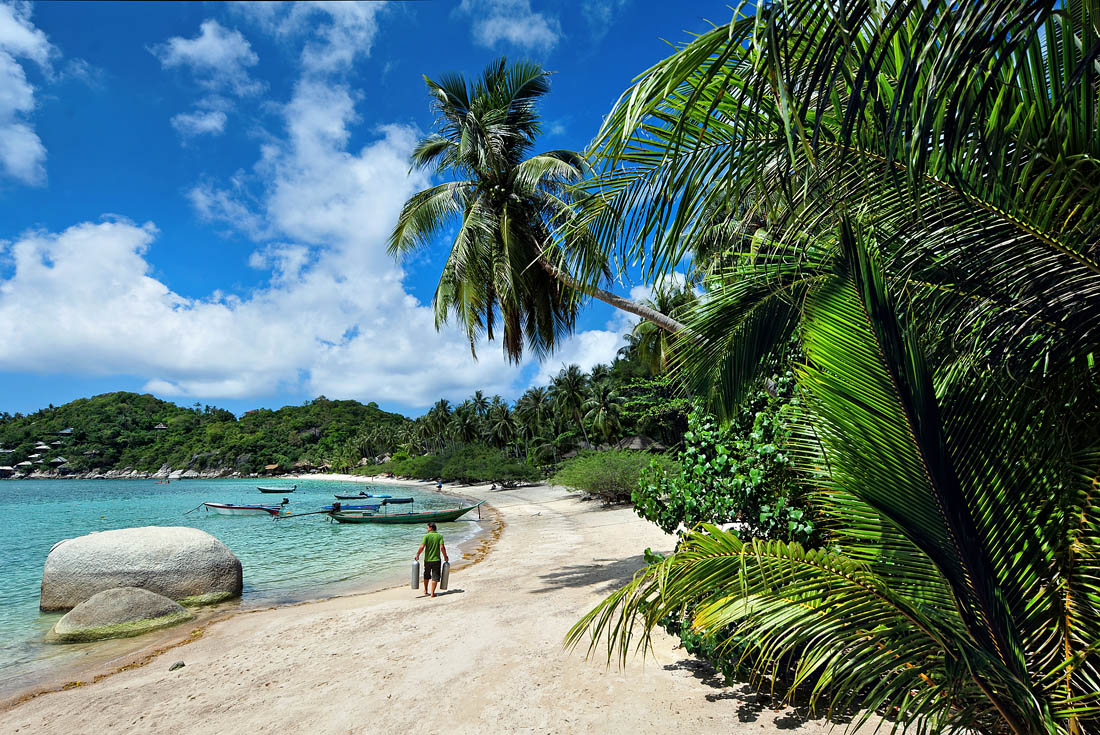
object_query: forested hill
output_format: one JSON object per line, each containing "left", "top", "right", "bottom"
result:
{"left": 0, "top": 392, "right": 409, "bottom": 476}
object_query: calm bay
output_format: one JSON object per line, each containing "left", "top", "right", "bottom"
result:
{"left": 0, "top": 477, "right": 484, "bottom": 697}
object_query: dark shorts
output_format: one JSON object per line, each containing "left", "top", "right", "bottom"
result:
{"left": 423, "top": 560, "right": 442, "bottom": 582}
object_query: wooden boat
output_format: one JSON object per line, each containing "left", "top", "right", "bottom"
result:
{"left": 382, "top": 497, "right": 414, "bottom": 504}
{"left": 204, "top": 502, "right": 287, "bottom": 517}
{"left": 329, "top": 501, "right": 483, "bottom": 525}
{"left": 333, "top": 492, "right": 391, "bottom": 499}
{"left": 258, "top": 484, "right": 296, "bottom": 493}
{"left": 322, "top": 503, "right": 381, "bottom": 511}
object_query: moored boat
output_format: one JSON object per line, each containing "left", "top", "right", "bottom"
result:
{"left": 329, "top": 501, "right": 483, "bottom": 525}
{"left": 333, "top": 492, "right": 391, "bottom": 499}
{"left": 258, "top": 484, "right": 296, "bottom": 493}
{"left": 321, "top": 503, "right": 381, "bottom": 511}
{"left": 203, "top": 501, "right": 288, "bottom": 517}
{"left": 382, "top": 497, "right": 414, "bottom": 504}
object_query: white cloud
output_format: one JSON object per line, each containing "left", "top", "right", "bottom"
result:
{"left": 153, "top": 19, "right": 264, "bottom": 140}
{"left": 152, "top": 19, "right": 262, "bottom": 96}
{"left": 532, "top": 329, "right": 624, "bottom": 386}
{"left": 171, "top": 109, "right": 227, "bottom": 137}
{"left": 458, "top": 0, "right": 560, "bottom": 51}
{"left": 0, "top": 1, "right": 53, "bottom": 185}
{"left": 231, "top": 2, "right": 383, "bottom": 75}
{"left": 582, "top": 0, "right": 629, "bottom": 40}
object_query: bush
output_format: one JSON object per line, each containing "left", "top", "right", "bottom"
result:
{"left": 440, "top": 444, "right": 539, "bottom": 484}
{"left": 633, "top": 379, "right": 813, "bottom": 543}
{"left": 553, "top": 450, "right": 677, "bottom": 503}
{"left": 379, "top": 454, "right": 444, "bottom": 479}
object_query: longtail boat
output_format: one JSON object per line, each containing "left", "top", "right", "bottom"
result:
{"left": 258, "top": 484, "right": 296, "bottom": 493}
{"left": 333, "top": 492, "right": 391, "bottom": 499}
{"left": 382, "top": 497, "right": 414, "bottom": 504}
{"left": 322, "top": 503, "right": 381, "bottom": 511}
{"left": 204, "top": 501, "right": 288, "bottom": 517}
{"left": 329, "top": 501, "right": 483, "bottom": 525}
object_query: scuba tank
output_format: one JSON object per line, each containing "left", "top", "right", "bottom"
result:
{"left": 411, "top": 559, "right": 420, "bottom": 589}
{"left": 439, "top": 561, "right": 450, "bottom": 590}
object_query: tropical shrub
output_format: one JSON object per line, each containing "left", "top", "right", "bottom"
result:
{"left": 553, "top": 450, "right": 677, "bottom": 503}
{"left": 439, "top": 444, "right": 539, "bottom": 484}
{"left": 632, "top": 377, "right": 811, "bottom": 542}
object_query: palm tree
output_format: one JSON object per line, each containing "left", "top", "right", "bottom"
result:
{"left": 515, "top": 387, "right": 551, "bottom": 456}
{"left": 570, "top": 2, "right": 1100, "bottom": 734}
{"left": 449, "top": 405, "right": 480, "bottom": 445}
{"left": 389, "top": 58, "right": 685, "bottom": 363}
{"left": 630, "top": 283, "right": 697, "bottom": 376}
{"left": 470, "top": 390, "right": 490, "bottom": 418}
{"left": 549, "top": 364, "right": 591, "bottom": 447}
{"left": 582, "top": 381, "right": 623, "bottom": 443}
{"left": 587, "top": 363, "right": 611, "bottom": 385}
{"left": 485, "top": 403, "right": 516, "bottom": 451}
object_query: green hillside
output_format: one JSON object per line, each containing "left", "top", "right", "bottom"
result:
{"left": 0, "top": 393, "right": 409, "bottom": 475}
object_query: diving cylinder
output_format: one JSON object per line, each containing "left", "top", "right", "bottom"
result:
{"left": 439, "top": 561, "right": 451, "bottom": 591}
{"left": 411, "top": 560, "right": 420, "bottom": 589}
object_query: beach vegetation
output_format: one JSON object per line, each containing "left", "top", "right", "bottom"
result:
{"left": 552, "top": 450, "right": 677, "bottom": 504}
{"left": 567, "top": 1, "right": 1100, "bottom": 733}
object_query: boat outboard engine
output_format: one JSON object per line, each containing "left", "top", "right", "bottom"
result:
{"left": 281, "top": 497, "right": 289, "bottom": 505}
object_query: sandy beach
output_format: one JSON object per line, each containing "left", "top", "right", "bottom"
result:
{"left": 0, "top": 478, "right": 868, "bottom": 734}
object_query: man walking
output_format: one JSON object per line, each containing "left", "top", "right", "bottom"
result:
{"left": 414, "top": 522, "right": 448, "bottom": 597}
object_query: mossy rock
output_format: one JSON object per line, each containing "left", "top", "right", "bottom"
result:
{"left": 47, "top": 587, "right": 194, "bottom": 643}
{"left": 178, "top": 591, "right": 235, "bottom": 607}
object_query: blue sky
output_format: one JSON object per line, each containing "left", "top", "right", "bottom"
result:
{"left": 0, "top": 0, "right": 723, "bottom": 418}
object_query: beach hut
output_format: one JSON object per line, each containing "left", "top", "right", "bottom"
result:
{"left": 16, "top": 461, "right": 32, "bottom": 468}
{"left": 153, "top": 423, "right": 169, "bottom": 430}
{"left": 613, "top": 435, "right": 668, "bottom": 452}
{"left": 50, "top": 440, "right": 63, "bottom": 447}
{"left": 263, "top": 463, "right": 280, "bottom": 475}
{"left": 28, "top": 453, "right": 42, "bottom": 460}
{"left": 51, "top": 457, "right": 67, "bottom": 465}
{"left": 0, "top": 466, "right": 13, "bottom": 477}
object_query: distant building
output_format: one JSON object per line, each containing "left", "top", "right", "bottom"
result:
{"left": 28, "top": 453, "right": 42, "bottom": 459}
{"left": 16, "top": 461, "right": 32, "bottom": 467}
{"left": 0, "top": 466, "right": 13, "bottom": 477}
{"left": 50, "top": 441, "right": 63, "bottom": 447}
{"left": 0, "top": 448, "right": 13, "bottom": 454}
{"left": 83, "top": 449, "right": 100, "bottom": 456}
{"left": 51, "top": 457, "right": 67, "bottom": 464}
{"left": 57, "top": 428, "right": 73, "bottom": 435}
{"left": 154, "top": 423, "right": 169, "bottom": 430}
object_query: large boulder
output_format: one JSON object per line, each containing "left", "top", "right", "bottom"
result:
{"left": 41, "top": 526, "right": 242, "bottom": 611}
{"left": 47, "top": 587, "right": 193, "bottom": 643}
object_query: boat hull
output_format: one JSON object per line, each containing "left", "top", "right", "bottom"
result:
{"left": 333, "top": 493, "right": 391, "bottom": 499}
{"left": 258, "top": 486, "right": 295, "bottom": 493}
{"left": 329, "top": 502, "right": 483, "bottom": 525}
{"left": 204, "top": 503, "right": 283, "bottom": 516}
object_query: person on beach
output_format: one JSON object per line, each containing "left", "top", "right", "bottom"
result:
{"left": 414, "top": 522, "right": 448, "bottom": 597}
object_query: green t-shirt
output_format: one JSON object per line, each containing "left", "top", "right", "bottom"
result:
{"left": 422, "top": 531, "right": 444, "bottom": 562}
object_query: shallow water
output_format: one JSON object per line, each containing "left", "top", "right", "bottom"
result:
{"left": 0, "top": 477, "right": 484, "bottom": 695}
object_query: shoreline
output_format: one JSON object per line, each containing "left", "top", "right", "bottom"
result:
{"left": 0, "top": 474, "right": 500, "bottom": 707}
{"left": 1, "top": 480, "right": 872, "bottom": 734}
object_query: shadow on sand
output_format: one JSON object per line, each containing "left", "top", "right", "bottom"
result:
{"left": 531, "top": 555, "right": 650, "bottom": 595}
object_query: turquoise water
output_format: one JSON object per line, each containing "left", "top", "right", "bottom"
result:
{"left": 0, "top": 478, "right": 485, "bottom": 694}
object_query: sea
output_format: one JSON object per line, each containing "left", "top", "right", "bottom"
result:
{"left": 0, "top": 477, "right": 486, "bottom": 697}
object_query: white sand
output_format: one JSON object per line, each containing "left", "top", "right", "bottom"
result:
{"left": 0, "top": 480, "right": 869, "bottom": 734}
